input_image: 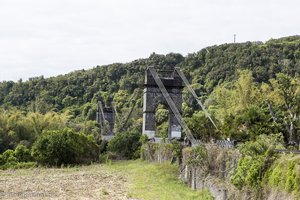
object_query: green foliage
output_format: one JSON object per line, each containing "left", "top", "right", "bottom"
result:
{"left": 155, "top": 104, "right": 169, "bottom": 138}
{"left": 231, "top": 156, "right": 266, "bottom": 189}
{"left": 266, "top": 73, "right": 300, "bottom": 145}
{"left": 155, "top": 122, "right": 168, "bottom": 138}
{"left": 0, "top": 36, "right": 299, "bottom": 199}
{"left": 0, "top": 144, "right": 36, "bottom": 169}
{"left": 0, "top": 109, "right": 71, "bottom": 153}
{"left": 139, "top": 134, "right": 149, "bottom": 145}
{"left": 183, "top": 145, "right": 208, "bottom": 167}
{"left": 185, "top": 111, "right": 217, "bottom": 141}
{"left": 264, "top": 155, "right": 300, "bottom": 197}
{"left": 230, "top": 134, "right": 284, "bottom": 189}
{"left": 107, "top": 131, "right": 142, "bottom": 159}
{"left": 14, "top": 144, "right": 33, "bottom": 162}
{"left": 113, "top": 90, "right": 130, "bottom": 112}
{"left": 2, "top": 149, "right": 17, "bottom": 165}
{"left": 31, "top": 128, "right": 99, "bottom": 166}
{"left": 155, "top": 104, "right": 169, "bottom": 125}
{"left": 169, "top": 140, "right": 182, "bottom": 158}
{"left": 107, "top": 160, "right": 214, "bottom": 200}
{"left": 209, "top": 70, "right": 259, "bottom": 119}
{"left": 210, "top": 70, "right": 294, "bottom": 142}
{"left": 239, "top": 134, "right": 284, "bottom": 156}
{"left": 236, "top": 106, "right": 274, "bottom": 138}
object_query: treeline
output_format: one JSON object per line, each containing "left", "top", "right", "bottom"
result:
{"left": 1, "top": 36, "right": 299, "bottom": 112}
{"left": 0, "top": 109, "right": 141, "bottom": 168}
{"left": 198, "top": 70, "right": 300, "bottom": 145}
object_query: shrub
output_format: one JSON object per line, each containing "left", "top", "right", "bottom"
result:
{"left": 31, "top": 128, "right": 99, "bottom": 166}
{"left": 265, "top": 155, "right": 300, "bottom": 197}
{"left": 139, "top": 134, "right": 148, "bottom": 145}
{"left": 0, "top": 149, "right": 18, "bottom": 169}
{"left": 14, "top": 144, "right": 32, "bottom": 162}
{"left": 182, "top": 145, "right": 208, "bottom": 167}
{"left": 107, "top": 131, "right": 141, "bottom": 159}
{"left": 169, "top": 140, "right": 183, "bottom": 158}
{"left": 0, "top": 145, "right": 36, "bottom": 169}
{"left": 230, "top": 134, "right": 284, "bottom": 189}
{"left": 2, "top": 149, "right": 17, "bottom": 165}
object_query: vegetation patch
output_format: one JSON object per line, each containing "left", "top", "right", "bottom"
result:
{"left": 230, "top": 134, "right": 285, "bottom": 194}
{"left": 182, "top": 145, "right": 208, "bottom": 167}
{"left": 107, "top": 131, "right": 142, "bottom": 159}
{"left": 141, "top": 141, "right": 183, "bottom": 163}
{"left": 0, "top": 144, "right": 36, "bottom": 169}
{"left": 31, "top": 128, "right": 98, "bottom": 166}
{"left": 109, "top": 160, "right": 214, "bottom": 200}
{"left": 264, "top": 155, "right": 300, "bottom": 198}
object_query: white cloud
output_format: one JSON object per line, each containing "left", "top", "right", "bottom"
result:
{"left": 0, "top": 0, "right": 299, "bottom": 81}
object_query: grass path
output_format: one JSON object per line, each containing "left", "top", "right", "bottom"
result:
{"left": 107, "top": 160, "right": 213, "bottom": 200}
{"left": 0, "top": 160, "right": 213, "bottom": 200}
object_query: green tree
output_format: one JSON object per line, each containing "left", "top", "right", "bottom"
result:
{"left": 265, "top": 73, "right": 300, "bottom": 146}
{"left": 31, "top": 128, "right": 98, "bottom": 166}
{"left": 186, "top": 111, "right": 217, "bottom": 142}
{"left": 107, "top": 131, "right": 141, "bottom": 159}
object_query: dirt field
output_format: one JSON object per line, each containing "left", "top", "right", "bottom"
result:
{"left": 0, "top": 165, "right": 133, "bottom": 200}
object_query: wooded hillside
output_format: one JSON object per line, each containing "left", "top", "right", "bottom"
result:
{"left": 0, "top": 35, "right": 299, "bottom": 161}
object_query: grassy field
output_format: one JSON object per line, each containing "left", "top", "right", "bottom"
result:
{"left": 108, "top": 160, "right": 213, "bottom": 200}
{"left": 0, "top": 160, "right": 213, "bottom": 200}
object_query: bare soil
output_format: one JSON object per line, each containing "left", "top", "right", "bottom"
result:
{"left": 0, "top": 165, "right": 135, "bottom": 200}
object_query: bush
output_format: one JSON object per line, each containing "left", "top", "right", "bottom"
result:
{"left": 230, "top": 134, "right": 284, "bottom": 189}
{"left": 169, "top": 140, "right": 183, "bottom": 158}
{"left": 182, "top": 145, "right": 208, "bottom": 167}
{"left": 31, "top": 128, "right": 99, "bottom": 166}
{"left": 265, "top": 155, "right": 300, "bottom": 197}
{"left": 107, "top": 131, "right": 141, "bottom": 159}
{"left": 14, "top": 144, "right": 32, "bottom": 162}
{"left": 2, "top": 149, "right": 17, "bottom": 165}
{"left": 0, "top": 145, "right": 35, "bottom": 169}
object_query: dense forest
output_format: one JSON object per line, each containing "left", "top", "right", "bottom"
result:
{"left": 0, "top": 36, "right": 299, "bottom": 169}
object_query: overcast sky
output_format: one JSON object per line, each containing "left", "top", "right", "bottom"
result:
{"left": 0, "top": 0, "right": 299, "bottom": 81}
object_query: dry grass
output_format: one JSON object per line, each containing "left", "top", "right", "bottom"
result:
{"left": 0, "top": 165, "right": 131, "bottom": 200}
